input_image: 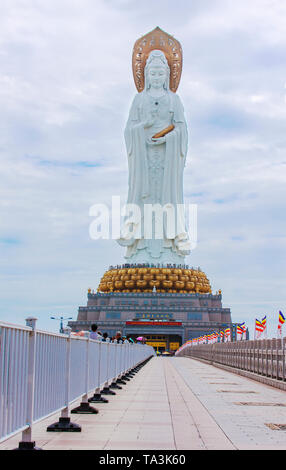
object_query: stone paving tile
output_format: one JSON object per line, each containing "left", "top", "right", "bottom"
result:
{"left": 172, "top": 357, "right": 286, "bottom": 450}
{"left": 1, "top": 356, "right": 286, "bottom": 450}
{"left": 104, "top": 441, "right": 176, "bottom": 450}
{"left": 163, "top": 359, "right": 235, "bottom": 450}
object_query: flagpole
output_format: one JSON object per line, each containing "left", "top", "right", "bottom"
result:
{"left": 277, "top": 325, "right": 281, "bottom": 380}
{"left": 282, "top": 326, "right": 285, "bottom": 382}
{"left": 265, "top": 320, "right": 267, "bottom": 339}
{"left": 277, "top": 312, "right": 283, "bottom": 380}
{"left": 262, "top": 316, "right": 267, "bottom": 339}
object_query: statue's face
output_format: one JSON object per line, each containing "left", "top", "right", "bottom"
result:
{"left": 147, "top": 66, "right": 167, "bottom": 89}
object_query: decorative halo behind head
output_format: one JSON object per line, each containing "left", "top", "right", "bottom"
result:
{"left": 132, "top": 27, "right": 183, "bottom": 93}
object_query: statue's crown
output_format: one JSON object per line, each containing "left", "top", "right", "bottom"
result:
{"left": 146, "top": 50, "right": 169, "bottom": 69}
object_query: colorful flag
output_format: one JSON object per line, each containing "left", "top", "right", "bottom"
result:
{"left": 239, "top": 322, "right": 247, "bottom": 339}
{"left": 240, "top": 322, "right": 246, "bottom": 332}
{"left": 211, "top": 332, "right": 219, "bottom": 344}
{"left": 224, "top": 328, "right": 231, "bottom": 342}
{"left": 255, "top": 319, "right": 264, "bottom": 339}
{"left": 236, "top": 324, "right": 243, "bottom": 340}
{"left": 261, "top": 316, "right": 267, "bottom": 330}
{"left": 278, "top": 311, "right": 285, "bottom": 332}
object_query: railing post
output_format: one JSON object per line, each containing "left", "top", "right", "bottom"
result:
{"left": 271, "top": 339, "right": 274, "bottom": 378}
{"left": 71, "top": 332, "right": 98, "bottom": 414}
{"left": 110, "top": 343, "right": 123, "bottom": 390}
{"left": 266, "top": 339, "right": 269, "bottom": 377}
{"left": 47, "top": 327, "right": 81, "bottom": 432}
{"left": 242, "top": 342, "right": 245, "bottom": 370}
{"left": 101, "top": 342, "right": 116, "bottom": 395}
{"left": 116, "top": 344, "right": 127, "bottom": 385}
{"left": 15, "top": 317, "right": 42, "bottom": 450}
{"left": 126, "top": 343, "right": 135, "bottom": 378}
{"left": 121, "top": 344, "right": 131, "bottom": 381}
{"left": 89, "top": 340, "right": 109, "bottom": 403}
{"left": 257, "top": 340, "right": 260, "bottom": 374}
{"left": 265, "top": 340, "right": 268, "bottom": 375}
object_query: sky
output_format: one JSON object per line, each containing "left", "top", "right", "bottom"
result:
{"left": 0, "top": 0, "right": 285, "bottom": 339}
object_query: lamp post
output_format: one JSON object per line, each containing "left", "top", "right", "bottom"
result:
{"left": 50, "top": 316, "right": 73, "bottom": 334}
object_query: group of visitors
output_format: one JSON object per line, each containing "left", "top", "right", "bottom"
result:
{"left": 89, "top": 324, "right": 135, "bottom": 344}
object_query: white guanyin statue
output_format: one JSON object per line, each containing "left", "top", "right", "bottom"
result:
{"left": 117, "top": 31, "right": 191, "bottom": 265}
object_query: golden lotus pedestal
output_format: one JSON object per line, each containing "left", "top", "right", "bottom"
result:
{"left": 96, "top": 267, "right": 212, "bottom": 295}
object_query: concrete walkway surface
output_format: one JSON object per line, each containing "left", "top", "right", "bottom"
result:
{"left": 1, "top": 357, "right": 286, "bottom": 450}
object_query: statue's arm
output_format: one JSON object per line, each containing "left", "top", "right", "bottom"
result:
{"left": 174, "top": 121, "right": 188, "bottom": 158}
{"left": 124, "top": 95, "right": 141, "bottom": 156}
{"left": 172, "top": 94, "right": 188, "bottom": 158}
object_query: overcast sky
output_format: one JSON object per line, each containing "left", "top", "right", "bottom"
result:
{"left": 0, "top": 0, "right": 286, "bottom": 338}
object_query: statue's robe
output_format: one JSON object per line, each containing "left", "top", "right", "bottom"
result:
{"left": 118, "top": 90, "right": 191, "bottom": 262}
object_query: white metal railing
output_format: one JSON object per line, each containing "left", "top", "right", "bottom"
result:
{"left": 0, "top": 318, "right": 155, "bottom": 447}
{"left": 175, "top": 338, "right": 286, "bottom": 382}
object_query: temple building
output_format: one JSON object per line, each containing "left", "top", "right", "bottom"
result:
{"left": 68, "top": 264, "right": 236, "bottom": 352}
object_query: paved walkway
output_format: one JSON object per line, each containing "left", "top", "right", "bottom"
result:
{"left": 1, "top": 357, "right": 286, "bottom": 450}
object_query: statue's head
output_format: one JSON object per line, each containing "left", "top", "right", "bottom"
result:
{"left": 144, "top": 50, "right": 170, "bottom": 91}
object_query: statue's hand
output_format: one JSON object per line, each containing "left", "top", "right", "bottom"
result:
{"left": 143, "top": 111, "right": 157, "bottom": 129}
{"left": 150, "top": 136, "right": 166, "bottom": 146}
{"left": 143, "top": 118, "right": 155, "bottom": 129}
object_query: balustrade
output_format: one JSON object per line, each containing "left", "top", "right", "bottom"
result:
{"left": 176, "top": 337, "right": 286, "bottom": 383}
{"left": 0, "top": 319, "right": 154, "bottom": 448}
